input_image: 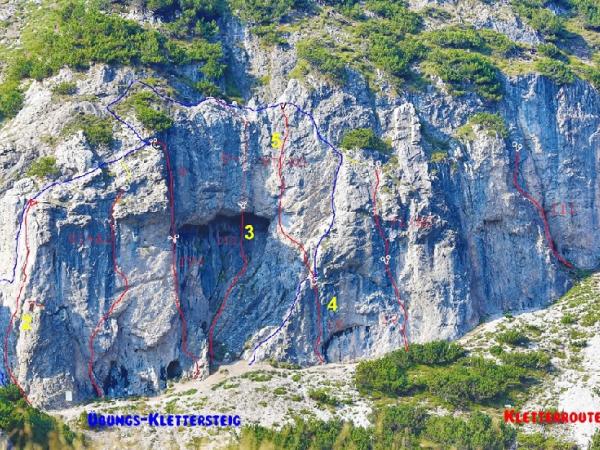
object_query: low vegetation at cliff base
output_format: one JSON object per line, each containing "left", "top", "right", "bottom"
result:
{"left": 236, "top": 404, "right": 515, "bottom": 449}
{"left": 0, "top": 385, "right": 82, "bottom": 448}
{"left": 354, "top": 340, "right": 544, "bottom": 408}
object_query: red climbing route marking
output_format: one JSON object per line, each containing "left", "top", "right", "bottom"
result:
{"left": 276, "top": 105, "right": 324, "bottom": 364}
{"left": 208, "top": 118, "right": 250, "bottom": 366}
{"left": 372, "top": 169, "right": 409, "bottom": 352}
{"left": 154, "top": 140, "right": 202, "bottom": 378}
{"left": 512, "top": 150, "right": 574, "bottom": 269}
{"left": 3, "top": 199, "right": 37, "bottom": 405}
{"left": 88, "top": 190, "right": 131, "bottom": 397}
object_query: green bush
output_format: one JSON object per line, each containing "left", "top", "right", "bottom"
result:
{"left": 478, "top": 28, "right": 520, "bottom": 57}
{"left": 308, "top": 388, "right": 339, "bottom": 406}
{"left": 469, "top": 112, "right": 508, "bottom": 137}
{"left": 377, "top": 404, "right": 428, "bottom": 435}
{"left": 571, "top": 0, "right": 600, "bottom": 29}
{"left": 230, "top": 0, "right": 309, "bottom": 25}
{"left": 496, "top": 329, "right": 529, "bottom": 346}
{"left": 423, "top": 26, "right": 486, "bottom": 51}
{"left": 296, "top": 38, "right": 347, "bottom": 83}
{"left": 424, "top": 49, "right": 503, "bottom": 100}
{"left": 146, "top": 0, "right": 175, "bottom": 13}
{"left": 252, "top": 24, "right": 287, "bottom": 46}
{"left": 561, "top": 313, "right": 575, "bottom": 324}
{"left": 535, "top": 58, "right": 575, "bottom": 84}
{"left": 158, "top": 0, "right": 225, "bottom": 39}
{"left": 0, "top": 0, "right": 227, "bottom": 119}
{"left": 51, "top": 81, "right": 77, "bottom": 96}
{"left": 0, "top": 82, "right": 24, "bottom": 120}
{"left": 422, "top": 26, "right": 519, "bottom": 59}
{"left": 591, "top": 428, "right": 600, "bottom": 449}
{"left": 424, "top": 412, "right": 516, "bottom": 449}
{"left": 65, "top": 114, "right": 114, "bottom": 148}
{"left": 242, "top": 371, "right": 273, "bottom": 382}
{"left": 355, "top": 341, "right": 469, "bottom": 398}
{"left": 365, "top": 0, "right": 422, "bottom": 33}
{"left": 26, "top": 156, "right": 60, "bottom": 179}
{"left": 423, "top": 357, "right": 525, "bottom": 406}
{"left": 408, "top": 340, "right": 465, "bottom": 365}
{"left": 129, "top": 91, "right": 173, "bottom": 132}
{"left": 457, "top": 113, "right": 508, "bottom": 141}
{"left": 21, "top": 2, "right": 181, "bottom": 70}
{"left": 366, "top": 34, "right": 424, "bottom": 78}
{"left": 195, "top": 80, "right": 222, "bottom": 97}
{"left": 582, "top": 65, "right": 600, "bottom": 90}
{"left": 7, "top": 0, "right": 225, "bottom": 102}
{"left": 529, "top": 9, "right": 565, "bottom": 39}
{"left": 238, "top": 408, "right": 516, "bottom": 449}
{"left": 498, "top": 351, "right": 551, "bottom": 369}
{"left": 512, "top": 0, "right": 566, "bottom": 39}
{"left": 518, "top": 431, "right": 578, "bottom": 449}
{"left": 490, "top": 345, "right": 504, "bottom": 356}
{"left": 430, "top": 151, "right": 448, "bottom": 163}
{"left": 0, "top": 385, "right": 80, "bottom": 448}
{"left": 538, "top": 43, "right": 567, "bottom": 61}
{"left": 340, "top": 128, "right": 392, "bottom": 154}
{"left": 355, "top": 355, "right": 410, "bottom": 396}
{"left": 239, "top": 418, "right": 371, "bottom": 449}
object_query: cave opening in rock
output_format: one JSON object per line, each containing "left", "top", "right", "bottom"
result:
{"left": 166, "top": 360, "right": 182, "bottom": 379}
{"left": 102, "top": 361, "right": 118, "bottom": 396}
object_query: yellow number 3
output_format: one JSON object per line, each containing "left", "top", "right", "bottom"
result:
{"left": 271, "top": 132, "right": 282, "bottom": 149}
{"left": 244, "top": 225, "right": 254, "bottom": 240}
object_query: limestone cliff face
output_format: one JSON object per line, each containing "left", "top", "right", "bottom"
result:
{"left": 0, "top": 28, "right": 598, "bottom": 408}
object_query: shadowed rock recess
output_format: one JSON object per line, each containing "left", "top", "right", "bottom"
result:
{"left": 1, "top": 20, "right": 599, "bottom": 409}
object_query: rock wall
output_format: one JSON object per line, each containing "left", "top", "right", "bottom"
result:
{"left": 0, "top": 31, "right": 599, "bottom": 408}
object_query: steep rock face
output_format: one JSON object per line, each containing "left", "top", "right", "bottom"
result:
{"left": 0, "top": 40, "right": 599, "bottom": 408}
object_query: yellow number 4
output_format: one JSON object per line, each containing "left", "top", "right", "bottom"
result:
{"left": 271, "top": 132, "right": 282, "bottom": 149}
{"left": 244, "top": 225, "right": 254, "bottom": 240}
{"left": 327, "top": 296, "right": 337, "bottom": 312}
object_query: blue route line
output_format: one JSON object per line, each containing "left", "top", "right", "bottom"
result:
{"left": 0, "top": 79, "right": 344, "bottom": 364}
{"left": 248, "top": 277, "right": 308, "bottom": 365}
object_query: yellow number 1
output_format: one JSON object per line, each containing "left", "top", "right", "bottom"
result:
{"left": 244, "top": 225, "right": 254, "bottom": 240}
{"left": 327, "top": 296, "right": 338, "bottom": 312}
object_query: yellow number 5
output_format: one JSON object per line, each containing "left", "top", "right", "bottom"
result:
{"left": 244, "top": 225, "right": 254, "bottom": 240}
{"left": 271, "top": 132, "right": 282, "bottom": 149}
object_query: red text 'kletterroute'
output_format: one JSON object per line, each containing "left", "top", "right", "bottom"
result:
{"left": 504, "top": 409, "right": 600, "bottom": 424}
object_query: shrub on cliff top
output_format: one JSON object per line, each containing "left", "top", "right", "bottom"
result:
{"left": 296, "top": 38, "right": 347, "bottom": 83}
{"left": 423, "top": 49, "right": 503, "bottom": 101}
{"left": 128, "top": 91, "right": 173, "bottom": 132}
{"left": 457, "top": 112, "right": 508, "bottom": 141}
{"left": 340, "top": 128, "right": 392, "bottom": 154}
{"left": 26, "top": 156, "right": 59, "bottom": 179}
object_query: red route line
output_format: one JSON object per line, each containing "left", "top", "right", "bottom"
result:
{"left": 512, "top": 151, "right": 574, "bottom": 269}
{"left": 3, "top": 199, "right": 37, "bottom": 405}
{"left": 88, "top": 190, "right": 130, "bottom": 397}
{"left": 208, "top": 118, "right": 250, "bottom": 365}
{"left": 155, "top": 140, "right": 202, "bottom": 378}
{"left": 276, "top": 105, "right": 324, "bottom": 363}
{"left": 372, "top": 169, "right": 409, "bottom": 352}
